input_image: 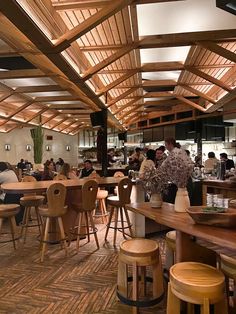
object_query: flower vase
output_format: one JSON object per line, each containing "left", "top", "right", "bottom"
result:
{"left": 150, "top": 193, "right": 162, "bottom": 208}
{"left": 174, "top": 187, "right": 190, "bottom": 212}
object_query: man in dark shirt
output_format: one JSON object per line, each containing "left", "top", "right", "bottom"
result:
{"left": 220, "top": 153, "right": 235, "bottom": 170}
{"left": 17, "top": 159, "right": 26, "bottom": 170}
{"left": 79, "top": 160, "right": 95, "bottom": 178}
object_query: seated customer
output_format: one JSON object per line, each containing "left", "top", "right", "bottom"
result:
{"left": 60, "top": 163, "right": 78, "bottom": 179}
{"left": 204, "top": 152, "right": 218, "bottom": 171}
{"left": 17, "top": 159, "right": 26, "bottom": 170}
{"left": 220, "top": 153, "right": 235, "bottom": 170}
{"left": 79, "top": 160, "right": 96, "bottom": 178}
{"left": 155, "top": 146, "right": 167, "bottom": 168}
{"left": 41, "top": 160, "right": 55, "bottom": 181}
{"left": 0, "top": 161, "right": 23, "bottom": 224}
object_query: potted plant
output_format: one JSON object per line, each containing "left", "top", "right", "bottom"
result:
{"left": 30, "top": 125, "right": 44, "bottom": 170}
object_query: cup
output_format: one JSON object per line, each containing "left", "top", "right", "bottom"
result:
{"left": 223, "top": 198, "right": 230, "bottom": 208}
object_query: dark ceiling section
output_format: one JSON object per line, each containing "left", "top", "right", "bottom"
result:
{"left": 0, "top": 56, "right": 36, "bottom": 70}
{"left": 143, "top": 86, "right": 175, "bottom": 92}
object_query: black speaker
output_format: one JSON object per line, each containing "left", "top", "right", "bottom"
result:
{"left": 118, "top": 132, "right": 127, "bottom": 142}
{"left": 90, "top": 110, "right": 105, "bottom": 127}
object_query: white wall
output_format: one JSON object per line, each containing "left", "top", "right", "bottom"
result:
{"left": 0, "top": 128, "right": 78, "bottom": 167}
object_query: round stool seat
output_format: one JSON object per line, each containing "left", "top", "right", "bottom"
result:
{"left": 97, "top": 190, "right": 108, "bottom": 199}
{"left": 107, "top": 195, "right": 120, "bottom": 206}
{"left": 220, "top": 254, "right": 236, "bottom": 277}
{"left": 170, "top": 262, "right": 225, "bottom": 304}
{"left": 38, "top": 205, "right": 68, "bottom": 218}
{"left": 121, "top": 238, "right": 159, "bottom": 256}
{"left": 0, "top": 204, "right": 20, "bottom": 218}
{"left": 20, "top": 195, "right": 44, "bottom": 207}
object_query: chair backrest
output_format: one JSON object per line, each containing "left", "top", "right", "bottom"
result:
{"left": 53, "top": 174, "right": 68, "bottom": 180}
{"left": 46, "top": 183, "right": 67, "bottom": 215}
{"left": 118, "top": 177, "right": 132, "bottom": 205}
{"left": 82, "top": 180, "right": 98, "bottom": 211}
{"left": 22, "top": 175, "right": 36, "bottom": 182}
{"left": 113, "top": 171, "right": 125, "bottom": 178}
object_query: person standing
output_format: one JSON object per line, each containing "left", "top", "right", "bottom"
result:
{"left": 155, "top": 146, "right": 167, "bottom": 168}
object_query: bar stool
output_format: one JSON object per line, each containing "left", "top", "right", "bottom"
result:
{"left": 20, "top": 175, "right": 44, "bottom": 243}
{"left": 167, "top": 262, "right": 228, "bottom": 314}
{"left": 117, "top": 238, "right": 164, "bottom": 310}
{"left": 165, "top": 230, "right": 176, "bottom": 271}
{"left": 219, "top": 254, "right": 236, "bottom": 309}
{"left": 70, "top": 179, "right": 99, "bottom": 251}
{"left": 105, "top": 177, "right": 133, "bottom": 246}
{"left": 53, "top": 174, "right": 67, "bottom": 180}
{"left": 0, "top": 204, "right": 20, "bottom": 249}
{"left": 113, "top": 171, "right": 124, "bottom": 195}
{"left": 38, "top": 183, "right": 68, "bottom": 262}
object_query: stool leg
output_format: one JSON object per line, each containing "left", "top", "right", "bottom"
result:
{"left": 101, "top": 199, "right": 108, "bottom": 224}
{"left": 124, "top": 208, "right": 133, "bottom": 238}
{"left": 201, "top": 298, "right": 210, "bottom": 314}
{"left": 140, "top": 266, "right": 146, "bottom": 297}
{"left": 117, "top": 260, "right": 128, "bottom": 298}
{"left": 35, "top": 207, "right": 42, "bottom": 239}
{"left": 187, "top": 303, "right": 194, "bottom": 314}
{"left": 119, "top": 207, "right": 125, "bottom": 239}
{"left": 0, "top": 218, "right": 3, "bottom": 235}
{"left": 40, "top": 217, "right": 50, "bottom": 262}
{"left": 132, "top": 263, "right": 138, "bottom": 303}
{"left": 85, "top": 212, "right": 90, "bottom": 243}
{"left": 104, "top": 207, "right": 114, "bottom": 242}
{"left": 215, "top": 297, "right": 228, "bottom": 314}
{"left": 88, "top": 211, "right": 99, "bottom": 249}
{"left": 113, "top": 207, "right": 119, "bottom": 246}
{"left": 57, "top": 217, "right": 67, "bottom": 257}
{"left": 21, "top": 206, "right": 30, "bottom": 243}
{"left": 9, "top": 216, "right": 17, "bottom": 250}
{"left": 76, "top": 213, "right": 83, "bottom": 251}
{"left": 233, "top": 279, "right": 236, "bottom": 309}
{"left": 167, "top": 283, "right": 181, "bottom": 314}
{"left": 152, "top": 256, "right": 164, "bottom": 298}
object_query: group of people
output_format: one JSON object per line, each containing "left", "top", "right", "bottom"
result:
{"left": 203, "top": 152, "right": 235, "bottom": 172}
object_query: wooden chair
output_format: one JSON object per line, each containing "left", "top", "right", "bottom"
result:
{"left": 53, "top": 174, "right": 68, "bottom": 180}
{"left": 117, "top": 238, "right": 164, "bottom": 310}
{"left": 70, "top": 179, "right": 99, "bottom": 251}
{"left": 38, "top": 183, "right": 68, "bottom": 262}
{"left": 104, "top": 177, "right": 133, "bottom": 246}
{"left": 20, "top": 176, "right": 44, "bottom": 243}
{"left": 219, "top": 254, "right": 236, "bottom": 310}
{"left": 113, "top": 171, "right": 124, "bottom": 196}
{"left": 167, "top": 262, "right": 228, "bottom": 314}
{"left": 89, "top": 172, "right": 109, "bottom": 224}
{"left": 0, "top": 204, "right": 20, "bottom": 249}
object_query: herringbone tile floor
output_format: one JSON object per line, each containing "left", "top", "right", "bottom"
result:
{"left": 0, "top": 217, "right": 167, "bottom": 314}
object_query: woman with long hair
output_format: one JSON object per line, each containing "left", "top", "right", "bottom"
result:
{"left": 41, "top": 160, "right": 55, "bottom": 181}
{"left": 60, "top": 163, "right": 77, "bottom": 179}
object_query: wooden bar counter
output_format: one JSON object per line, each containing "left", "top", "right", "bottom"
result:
{"left": 202, "top": 179, "right": 236, "bottom": 205}
{"left": 126, "top": 202, "right": 236, "bottom": 264}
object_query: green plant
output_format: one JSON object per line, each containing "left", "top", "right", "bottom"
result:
{"left": 30, "top": 125, "right": 44, "bottom": 163}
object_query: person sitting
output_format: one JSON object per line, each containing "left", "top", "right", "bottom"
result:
{"left": 79, "top": 160, "right": 96, "bottom": 178}
{"left": 55, "top": 157, "right": 64, "bottom": 172}
{"left": 220, "top": 152, "right": 235, "bottom": 170}
{"left": 204, "top": 152, "right": 218, "bottom": 171}
{"left": 128, "top": 147, "right": 145, "bottom": 171}
{"left": 17, "top": 159, "right": 26, "bottom": 170}
{"left": 60, "top": 163, "right": 78, "bottom": 179}
{"left": 155, "top": 146, "right": 167, "bottom": 168}
{"left": 107, "top": 148, "right": 116, "bottom": 166}
{"left": 41, "top": 160, "right": 55, "bottom": 181}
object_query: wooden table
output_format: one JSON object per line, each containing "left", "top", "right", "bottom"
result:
{"left": 126, "top": 202, "right": 236, "bottom": 264}
{"left": 2, "top": 177, "right": 125, "bottom": 238}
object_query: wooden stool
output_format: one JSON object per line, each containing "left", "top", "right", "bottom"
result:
{"left": 0, "top": 204, "right": 20, "bottom": 249}
{"left": 38, "top": 183, "right": 68, "bottom": 262}
{"left": 70, "top": 179, "right": 99, "bottom": 251}
{"left": 20, "top": 195, "right": 44, "bottom": 243}
{"left": 117, "top": 238, "right": 164, "bottom": 309}
{"left": 94, "top": 189, "right": 108, "bottom": 224}
{"left": 165, "top": 230, "right": 176, "bottom": 271}
{"left": 167, "top": 262, "right": 228, "bottom": 314}
{"left": 105, "top": 177, "right": 133, "bottom": 246}
{"left": 220, "top": 254, "right": 236, "bottom": 309}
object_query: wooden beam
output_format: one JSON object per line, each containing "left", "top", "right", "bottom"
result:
{"left": 185, "top": 65, "right": 232, "bottom": 92}
{"left": 175, "top": 96, "right": 206, "bottom": 112}
{"left": 197, "top": 41, "right": 236, "bottom": 64}
{"left": 34, "top": 95, "right": 82, "bottom": 102}
{"left": 143, "top": 80, "right": 177, "bottom": 87}
{"left": 26, "top": 107, "right": 49, "bottom": 123}
{"left": 0, "top": 100, "right": 33, "bottom": 127}
{"left": 15, "top": 85, "right": 63, "bottom": 93}
{"left": 82, "top": 44, "right": 137, "bottom": 80}
{"left": 140, "top": 29, "right": 236, "bottom": 49}
{"left": 50, "top": 117, "right": 69, "bottom": 130}
{"left": 97, "top": 70, "right": 138, "bottom": 95}
{"left": 206, "top": 87, "right": 236, "bottom": 113}
{"left": 59, "top": 120, "right": 77, "bottom": 132}
{"left": 179, "top": 85, "right": 216, "bottom": 104}
{"left": 113, "top": 97, "right": 143, "bottom": 115}
{"left": 0, "top": 69, "right": 46, "bottom": 79}
{"left": 107, "top": 87, "right": 140, "bottom": 107}
{"left": 141, "top": 61, "right": 184, "bottom": 72}
{"left": 144, "top": 91, "right": 173, "bottom": 98}
{"left": 41, "top": 112, "right": 60, "bottom": 125}
{"left": 53, "top": 0, "right": 135, "bottom": 51}
{"left": 0, "top": 91, "right": 14, "bottom": 102}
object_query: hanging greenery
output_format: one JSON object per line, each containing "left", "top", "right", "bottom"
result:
{"left": 30, "top": 125, "right": 44, "bottom": 164}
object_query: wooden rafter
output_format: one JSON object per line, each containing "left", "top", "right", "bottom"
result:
{"left": 59, "top": 120, "right": 77, "bottom": 132}
{"left": 113, "top": 97, "right": 143, "bottom": 115}
{"left": 50, "top": 117, "right": 69, "bottom": 130}
{"left": 175, "top": 96, "right": 206, "bottom": 112}
{"left": 179, "top": 85, "right": 216, "bottom": 104}
{"left": 107, "top": 87, "right": 140, "bottom": 107}
{"left": 197, "top": 41, "right": 236, "bottom": 64}
{"left": 41, "top": 112, "right": 61, "bottom": 126}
